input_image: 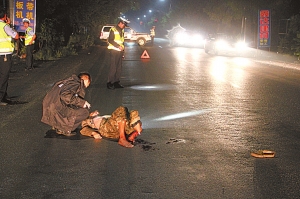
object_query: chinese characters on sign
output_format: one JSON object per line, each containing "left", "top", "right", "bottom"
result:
{"left": 14, "top": 0, "right": 36, "bottom": 32}
{"left": 258, "top": 10, "right": 271, "bottom": 47}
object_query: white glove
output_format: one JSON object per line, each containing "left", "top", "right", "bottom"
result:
{"left": 83, "top": 101, "right": 91, "bottom": 109}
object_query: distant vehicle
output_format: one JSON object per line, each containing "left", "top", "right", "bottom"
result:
{"left": 167, "top": 25, "right": 205, "bottom": 48}
{"left": 99, "top": 25, "right": 151, "bottom": 46}
{"left": 204, "top": 33, "right": 247, "bottom": 55}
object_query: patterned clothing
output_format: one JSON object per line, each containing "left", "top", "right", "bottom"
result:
{"left": 81, "top": 106, "right": 136, "bottom": 139}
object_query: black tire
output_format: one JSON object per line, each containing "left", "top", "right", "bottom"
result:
{"left": 137, "top": 38, "right": 146, "bottom": 46}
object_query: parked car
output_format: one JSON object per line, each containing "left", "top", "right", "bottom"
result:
{"left": 99, "top": 25, "right": 151, "bottom": 46}
{"left": 204, "top": 33, "right": 247, "bottom": 55}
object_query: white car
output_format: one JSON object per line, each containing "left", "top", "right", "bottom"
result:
{"left": 99, "top": 25, "right": 151, "bottom": 46}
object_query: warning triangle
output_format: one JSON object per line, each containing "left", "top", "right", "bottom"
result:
{"left": 141, "top": 50, "right": 150, "bottom": 59}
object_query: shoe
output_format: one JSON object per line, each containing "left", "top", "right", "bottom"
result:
{"left": 1, "top": 98, "right": 17, "bottom": 105}
{"left": 56, "top": 129, "right": 76, "bottom": 136}
{"left": 55, "top": 129, "right": 64, "bottom": 135}
{"left": 25, "top": 67, "right": 33, "bottom": 71}
{"left": 251, "top": 150, "right": 275, "bottom": 158}
{"left": 63, "top": 132, "right": 77, "bottom": 136}
{"left": 114, "top": 82, "right": 124, "bottom": 88}
{"left": 0, "top": 102, "right": 7, "bottom": 106}
{"left": 4, "top": 96, "right": 12, "bottom": 100}
{"left": 107, "top": 82, "right": 115, "bottom": 89}
{"left": 1, "top": 98, "right": 13, "bottom": 103}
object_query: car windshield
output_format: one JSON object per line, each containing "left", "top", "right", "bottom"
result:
{"left": 125, "top": 27, "right": 136, "bottom": 34}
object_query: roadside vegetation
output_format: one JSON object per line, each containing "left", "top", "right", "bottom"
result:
{"left": 278, "top": 14, "right": 300, "bottom": 59}
{"left": 33, "top": 0, "right": 139, "bottom": 60}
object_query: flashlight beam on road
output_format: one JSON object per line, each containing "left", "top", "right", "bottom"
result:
{"left": 154, "top": 109, "right": 212, "bottom": 121}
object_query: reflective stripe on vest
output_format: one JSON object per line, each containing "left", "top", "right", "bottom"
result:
{"left": 107, "top": 27, "right": 124, "bottom": 51}
{"left": 25, "top": 27, "right": 35, "bottom": 46}
{"left": 150, "top": 29, "right": 155, "bottom": 36}
{"left": 0, "top": 22, "right": 14, "bottom": 53}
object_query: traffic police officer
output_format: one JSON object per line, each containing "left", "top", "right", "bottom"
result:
{"left": 150, "top": 26, "right": 155, "bottom": 46}
{"left": 106, "top": 19, "right": 127, "bottom": 89}
{"left": 20, "top": 18, "right": 36, "bottom": 70}
{"left": 0, "top": 9, "right": 19, "bottom": 105}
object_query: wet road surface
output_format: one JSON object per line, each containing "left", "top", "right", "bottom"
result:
{"left": 1, "top": 39, "right": 300, "bottom": 198}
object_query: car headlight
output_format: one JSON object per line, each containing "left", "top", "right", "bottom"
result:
{"left": 192, "top": 34, "right": 204, "bottom": 45}
{"left": 235, "top": 41, "right": 247, "bottom": 49}
{"left": 174, "top": 32, "right": 188, "bottom": 44}
{"left": 215, "top": 39, "right": 229, "bottom": 49}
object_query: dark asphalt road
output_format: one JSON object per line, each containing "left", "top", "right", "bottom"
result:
{"left": 1, "top": 39, "right": 300, "bottom": 199}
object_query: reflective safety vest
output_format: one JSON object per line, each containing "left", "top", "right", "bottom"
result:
{"left": 150, "top": 28, "right": 155, "bottom": 37}
{"left": 0, "top": 22, "right": 14, "bottom": 54}
{"left": 25, "top": 27, "right": 35, "bottom": 46}
{"left": 107, "top": 27, "right": 124, "bottom": 51}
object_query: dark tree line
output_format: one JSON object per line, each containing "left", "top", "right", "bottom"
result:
{"left": 32, "top": 0, "right": 138, "bottom": 59}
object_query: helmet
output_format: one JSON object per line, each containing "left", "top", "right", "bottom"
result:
{"left": 119, "top": 17, "right": 130, "bottom": 26}
{"left": 22, "top": 18, "right": 30, "bottom": 23}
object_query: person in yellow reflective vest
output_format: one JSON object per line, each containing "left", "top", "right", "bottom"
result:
{"left": 150, "top": 26, "right": 155, "bottom": 46}
{"left": 106, "top": 20, "right": 126, "bottom": 89}
{"left": 0, "top": 8, "right": 19, "bottom": 106}
{"left": 20, "top": 18, "right": 36, "bottom": 71}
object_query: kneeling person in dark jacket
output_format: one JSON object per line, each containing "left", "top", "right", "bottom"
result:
{"left": 41, "top": 72, "right": 92, "bottom": 136}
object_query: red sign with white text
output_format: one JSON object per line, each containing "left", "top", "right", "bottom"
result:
{"left": 258, "top": 10, "right": 271, "bottom": 47}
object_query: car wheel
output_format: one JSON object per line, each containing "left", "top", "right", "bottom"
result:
{"left": 137, "top": 38, "right": 146, "bottom": 46}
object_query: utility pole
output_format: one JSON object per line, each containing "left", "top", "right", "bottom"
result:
{"left": 244, "top": 17, "right": 247, "bottom": 42}
{"left": 241, "top": 16, "right": 247, "bottom": 41}
{"left": 8, "top": 0, "right": 14, "bottom": 24}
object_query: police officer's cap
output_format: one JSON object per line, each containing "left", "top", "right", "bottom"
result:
{"left": 119, "top": 17, "right": 130, "bottom": 26}
{"left": 22, "top": 18, "right": 30, "bottom": 23}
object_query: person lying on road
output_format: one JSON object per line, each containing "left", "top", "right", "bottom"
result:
{"left": 80, "top": 106, "right": 142, "bottom": 148}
